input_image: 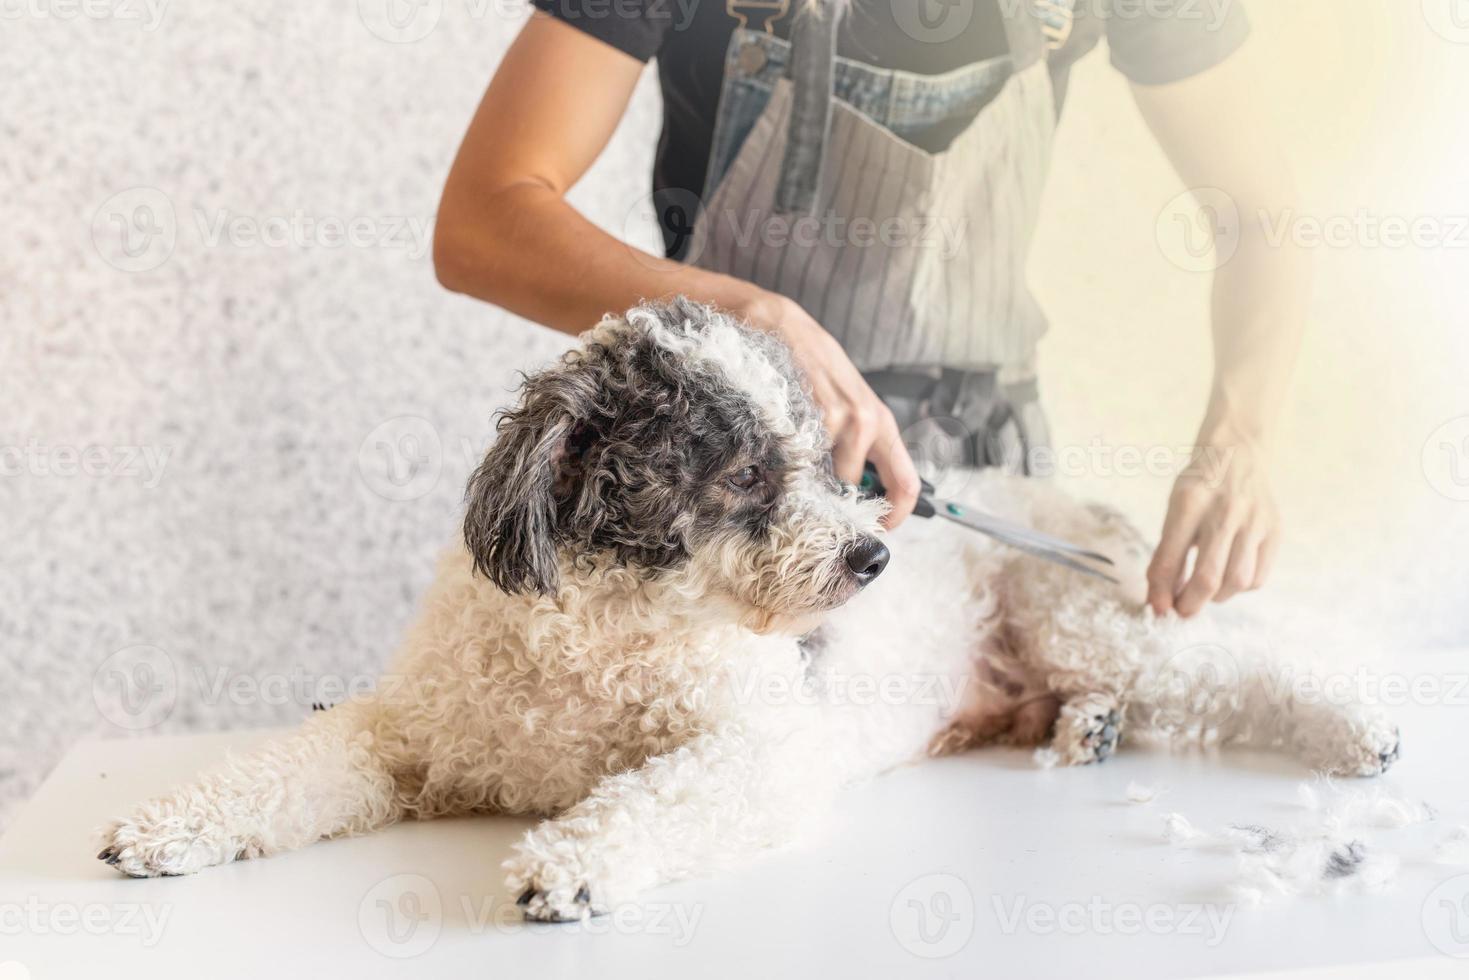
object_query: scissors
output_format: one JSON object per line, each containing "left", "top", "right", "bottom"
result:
{"left": 859, "top": 462, "right": 1118, "bottom": 584}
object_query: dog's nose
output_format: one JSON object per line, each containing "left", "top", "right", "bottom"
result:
{"left": 844, "top": 536, "right": 890, "bottom": 587}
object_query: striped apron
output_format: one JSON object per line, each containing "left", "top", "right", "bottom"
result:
{"left": 691, "top": 1, "right": 1072, "bottom": 475}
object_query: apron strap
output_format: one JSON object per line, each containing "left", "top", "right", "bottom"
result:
{"left": 772, "top": 1, "right": 1072, "bottom": 218}
{"left": 774, "top": 4, "right": 840, "bottom": 216}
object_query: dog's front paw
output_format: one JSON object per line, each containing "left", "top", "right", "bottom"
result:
{"left": 514, "top": 882, "right": 600, "bottom": 923}
{"left": 504, "top": 850, "right": 607, "bottom": 923}
{"left": 96, "top": 793, "right": 243, "bottom": 875}
{"left": 504, "top": 820, "right": 625, "bottom": 923}
{"left": 96, "top": 804, "right": 236, "bottom": 878}
{"left": 1049, "top": 696, "right": 1123, "bottom": 766}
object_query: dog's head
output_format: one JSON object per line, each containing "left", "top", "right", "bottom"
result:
{"left": 464, "top": 298, "right": 889, "bottom": 631}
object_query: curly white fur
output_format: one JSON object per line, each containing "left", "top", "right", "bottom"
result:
{"left": 96, "top": 301, "right": 1402, "bottom": 921}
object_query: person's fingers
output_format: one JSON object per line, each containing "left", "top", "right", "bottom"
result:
{"left": 873, "top": 415, "right": 920, "bottom": 529}
{"left": 1147, "top": 492, "right": 1206, "bottom": 616}
{"left": 829, "top": 435, "right": 864, "bottom": 487}
{"left": 1212, "top": 527, "right": 1260, "bottom": 604}
{"left": 1251, "top": 529, "right": 1279, "bottom": 590}
{"left": 830, "top": 399, "right": 875, "bottom": 485}
{"left": 805, "top": 372, "right": 842, "bottom": 433}
{"left": 1173, "top": 522, "right": 1236, "bottom": 617}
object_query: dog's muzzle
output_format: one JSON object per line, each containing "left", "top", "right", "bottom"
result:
{"left": 844, "top": 536, "right": 889, "bottom": 588}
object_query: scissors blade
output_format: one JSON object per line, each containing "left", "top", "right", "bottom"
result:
{"left": 930, "top": 498, "right": 1115, "bottom": 565}
{"left": 931, "top": 500, "right": 1120, "bottom": 583}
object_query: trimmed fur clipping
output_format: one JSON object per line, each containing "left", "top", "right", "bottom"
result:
{"left": 1163, "top": 812, "right": 1206, "bottom": 844}
{"left": 1126, "top": 781, "right": 1164, "bottom": 804}
{"left": 1162, "top": 782, "right": 1436, "bottom": 905}
{"left": 1435, "top": 826, "right": 1469, "bottom": 866}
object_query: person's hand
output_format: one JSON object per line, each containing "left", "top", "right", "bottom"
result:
{"left": 1147, "top": 436, "right": 1279, "bottom": 617}
{"left": 740, "top": 292, "right": 921, "bottom": 528}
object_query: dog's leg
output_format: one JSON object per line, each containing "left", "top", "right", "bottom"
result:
{"left": 962, "top": 481, "right": 1153, "bottom": 768}
{"left": 505, "top": 722, "right": 830, "bottom": 921}
{"left": 1015, "top": 595, "right": 1401, "bottom": 776}
{"left": 97, "top": 698, "right": 406, "bottom": 877}
{"left": 1132, "top": 646, "right": 1402, "bottom": 777}
{"left": 974, "top": 478, "right": 1400, "bottom": 775}
{"left": 997, "top": 545, "right": 1149, "bottom": 766}
{"left": 1266, "top": 678, "right": 1402, "bottom": 777}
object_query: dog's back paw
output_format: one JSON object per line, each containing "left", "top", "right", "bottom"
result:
{"left": 1304, "top": 723, "right": 1402, "bottom": 778}
{"left": 1047, "top": 695, "right": 1123, "bottom": 766}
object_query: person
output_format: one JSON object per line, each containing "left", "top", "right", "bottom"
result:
{"left": 432, "top": 0, "right": 1308, "bottom": 618}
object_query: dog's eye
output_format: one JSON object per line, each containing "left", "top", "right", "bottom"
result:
{"left": 727, "top": 466, "right": 761, "bottom": 492}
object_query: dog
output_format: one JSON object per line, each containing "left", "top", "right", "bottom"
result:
{"left": 96, "top": 298, "right": 1401, "bottom": 921}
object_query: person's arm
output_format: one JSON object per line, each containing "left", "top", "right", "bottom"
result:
{"left": 434, "top": 14, "right": 920, "bottom": 525}
{"left": 1129, "top": 47, "right": 1311, "bottom": 617}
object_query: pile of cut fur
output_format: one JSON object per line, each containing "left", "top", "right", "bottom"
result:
{"left": 1125, "top": 779, "right": 1464, "bottom": 904}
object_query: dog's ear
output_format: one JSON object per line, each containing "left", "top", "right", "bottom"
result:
{"left": 463, "top": 369, "right": 594, "bottom": 596}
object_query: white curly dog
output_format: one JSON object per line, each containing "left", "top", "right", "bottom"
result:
{"left": 98, "top": 299, "right": 1400, "bottom": 920}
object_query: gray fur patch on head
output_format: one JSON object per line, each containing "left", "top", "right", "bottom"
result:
{"left": 620, "top": 298, "right": 826, "bottom": 451}
{"left": 463, "top": 297, "right": 879, "bottom": 613}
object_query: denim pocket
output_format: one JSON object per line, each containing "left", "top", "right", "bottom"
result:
{"left": 703, "top": 77, "right": 776, "bottom": 202}
{"left": 703, "top": 51, "right": 1018, "bottom": 200}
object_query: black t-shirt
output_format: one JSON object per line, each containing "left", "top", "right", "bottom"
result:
{"left": 532, "top": 0, "right": 1249, "bottom": 250}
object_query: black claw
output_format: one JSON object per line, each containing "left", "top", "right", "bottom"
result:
{"left": 1378, "top": 735, "right": 1401, "bottom": 771}
{"left": 1079, "top": 707, "right": 1123, "bottom": 763}
{"left": 98, "top": 848, "right": 121, "bottom": 865}
{"left": 517, "top": 887, "right": 536, "bottom": 906}
{"left": 575, "top": 885, "right": 590, "bottom": 904}
{"left": 1381, "top": 730, "right": 1400, "bottom": 758}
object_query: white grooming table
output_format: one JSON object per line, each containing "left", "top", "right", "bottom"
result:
{"left": 4, "top": 653, "right": 1468, "bottom": 980}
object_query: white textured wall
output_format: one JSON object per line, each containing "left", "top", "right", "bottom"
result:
{"left": 3, "top": 0, "right": 1465, "bottom": 828}
{"left": 0, "top": 0, "right": 663, "bottom": 826}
